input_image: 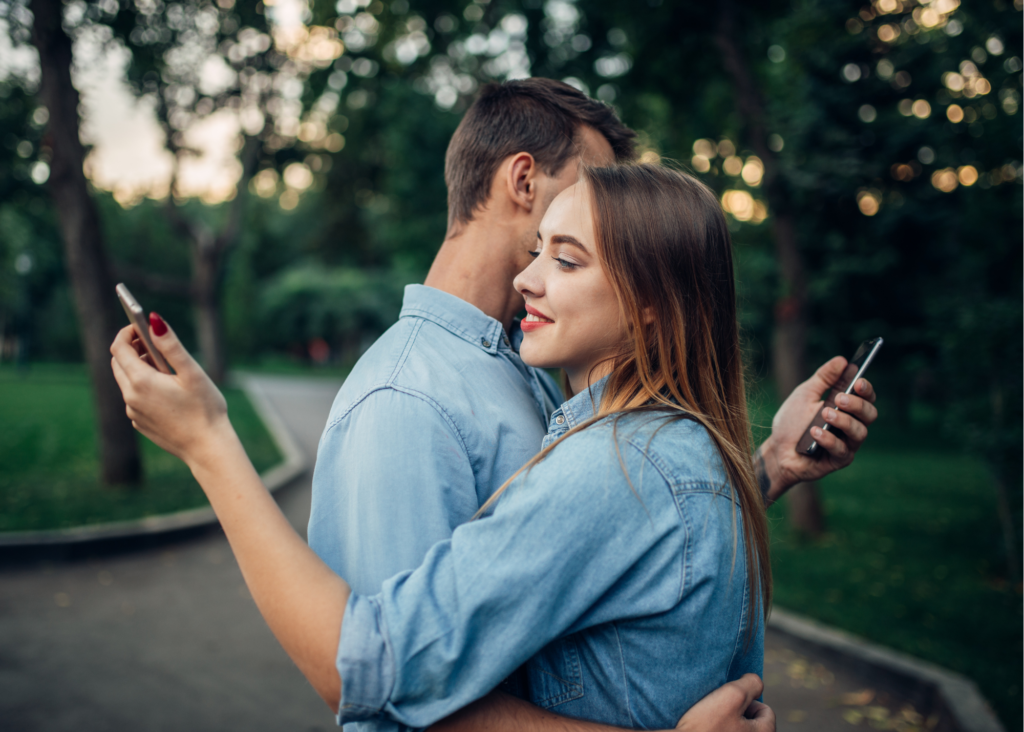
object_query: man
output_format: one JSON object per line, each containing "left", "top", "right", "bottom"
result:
{"left": 310, "top": 78, "right": 876, "bottom": 731}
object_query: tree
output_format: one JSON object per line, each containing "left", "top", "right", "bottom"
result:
{"left": 18, "top": 0, "right": 143, "bottom": 485}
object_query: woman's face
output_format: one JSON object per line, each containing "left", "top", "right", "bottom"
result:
{"left": 513, "top": 182, "right": 628, "bottom": 394}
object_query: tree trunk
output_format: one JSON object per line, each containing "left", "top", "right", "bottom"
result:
{"left": 192, "top": 241, "right": 227, "bottom": 385}
{"left": 31, "top": 0, "right": 141, "bottom": 486}
{"left": 715, "top": 0, "right": 823, "bottom": 534}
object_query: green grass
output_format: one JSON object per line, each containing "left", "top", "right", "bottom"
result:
{"left": 0, "top": 363, "right": 282, "bottom": 532}
{"left": 749, "top": 388, "right": 1023, "bottom": 729}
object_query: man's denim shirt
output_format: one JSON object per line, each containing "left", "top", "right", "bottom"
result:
{"left": 334, "top": 375, "right": 765, "bottom": 729}
{"left": 309, "top": 285, "right": 562, "bottom": 730}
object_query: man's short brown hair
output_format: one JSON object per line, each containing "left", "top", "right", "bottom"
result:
{"left": 444, "top": 78, "right": 636, "bottom": 232}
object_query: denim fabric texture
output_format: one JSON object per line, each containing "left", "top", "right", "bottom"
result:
{"left": 337, "top": 376, "right": 765, "bottom": 729}
{"left": 309, "top": 285, "right": 562, "bottom": 731}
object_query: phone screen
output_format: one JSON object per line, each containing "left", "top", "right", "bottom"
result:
{"left": 831, "top": 339, "right": 881, "bottom": 395}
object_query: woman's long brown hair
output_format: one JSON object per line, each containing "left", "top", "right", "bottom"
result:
{"left": 481, "top": 163, "right": 771, "bottom": 635}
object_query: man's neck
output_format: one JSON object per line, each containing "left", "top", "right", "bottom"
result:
{"left": 423, "top": 219, "right": 528, "bottom": 333}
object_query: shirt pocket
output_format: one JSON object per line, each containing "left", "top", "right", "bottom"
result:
{"left": 526, "top": 633, "right": 585, "bottom": 709}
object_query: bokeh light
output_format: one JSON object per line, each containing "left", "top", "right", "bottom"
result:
{"left": 856, "top": 189, "right": 881, "bottom": 216}
{"left": 691, "top": 155, "right": 711, "bottom": 173}
{"left": 946, "top": 104, "right": 964, "bottom": 123}
{"left": 741, "top": 157, "right": 764, "bottom": 186}
{"left": 721, "top": 189, "right": 754, "bottom": 221}
{"left": 692, "top": 139, "right": 716, "bottom": 158}
{"left": 957, "top": 165, "right": 978, "bottom": 186}
{"left": 931, "top": 168, "right": 959, "bottom": 192}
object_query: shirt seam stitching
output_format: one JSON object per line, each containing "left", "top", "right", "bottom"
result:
{"left": 612, "top": 621, "right": 637, "bottom": 727}
{"left": 400, "top": 306, "right": 498, "bottom": 352}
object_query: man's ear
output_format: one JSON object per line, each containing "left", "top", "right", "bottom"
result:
{"left": 504, "top": 152, "right": 537, "bottom": 214}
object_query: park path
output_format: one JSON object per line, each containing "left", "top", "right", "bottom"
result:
{"left": 0, "top": 375, "right": 344, "bottom": 732}
{"left": 0, "top": 375, "right": 939, "bottom": 732}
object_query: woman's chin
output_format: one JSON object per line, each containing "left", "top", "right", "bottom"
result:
{"left": 519, "top": 344, "right": 555, "bottom": 371}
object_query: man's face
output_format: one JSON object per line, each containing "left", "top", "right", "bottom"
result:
{"left": 511, "top": 126, "right": 616, "bottom": 274}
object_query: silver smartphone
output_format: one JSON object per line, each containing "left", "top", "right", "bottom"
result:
{"left": 115, "top": 283, "right": 172, "bottom": 374}
{"left": 796, "top": 337, "right": 883, "bottom": 457}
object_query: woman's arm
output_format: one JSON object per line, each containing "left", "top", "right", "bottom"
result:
{"left": 110, "top": 318, "right": 348, "bottom": 710}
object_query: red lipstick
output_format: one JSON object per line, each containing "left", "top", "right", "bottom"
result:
{"left": 521, "top": 304, "right": 554, "bottom": 332}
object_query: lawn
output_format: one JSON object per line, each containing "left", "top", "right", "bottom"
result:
{"left": 0, "top": 363, "right": 282, "bottom": 532}
{"left": 749, "top": 387, "right": 1023, "bottom": 729}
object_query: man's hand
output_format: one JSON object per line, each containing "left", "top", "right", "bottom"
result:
{"left": 758, "top": 356, "right": 878, "bottom": 504}
{"left": 429, "top": 675, "right": 775, "bottom": 732}
{"left": 675, "top": 674, "right": 774, "bottom": 732}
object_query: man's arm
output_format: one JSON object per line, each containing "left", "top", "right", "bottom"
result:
{"left": 429, "top": 675, "right": 775, "bottom": 732}
{"left": 309, "top": 387, "right": 477, "bottom": 591}
{"left": 754, "top": 356, "right": 879, "bottom": 505}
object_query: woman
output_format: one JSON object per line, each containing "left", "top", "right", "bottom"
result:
{"left": 110, "top": 163, "right": 770, "bottom": 729}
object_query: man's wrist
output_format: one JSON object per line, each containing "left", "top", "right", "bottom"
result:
{"left": 755, "top": 435, "right": 787, "bottom": 505}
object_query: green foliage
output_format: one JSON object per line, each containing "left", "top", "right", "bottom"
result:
{"left": 257, "top": 262, "right": 407, "bottom": 363}
{"left": 0, "top": 363, "right": 281, "bottom": 530}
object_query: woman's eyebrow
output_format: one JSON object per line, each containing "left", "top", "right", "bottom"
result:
{"left": 551, "top": 234, "right": 590, "bottom": 254}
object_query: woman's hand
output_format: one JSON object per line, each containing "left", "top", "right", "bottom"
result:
{"left": 110, "top": 313, "right": 229, "bottom": 471}
{"left": 112, "top": 312, "right": 348, "bottom": 711}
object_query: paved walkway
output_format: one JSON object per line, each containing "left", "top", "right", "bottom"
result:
{"left": 0, "top": 376, "right": 343, "bottom": 732}
{"left": 0, "top": 375, "right": 938, "bottom": 731}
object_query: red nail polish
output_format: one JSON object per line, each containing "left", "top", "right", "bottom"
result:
{"left": 150, "top": 312, "right": 168, "bottom": 336}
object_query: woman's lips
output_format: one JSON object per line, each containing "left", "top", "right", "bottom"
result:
{"left": 522, "top": 307, "right": 553, "bottom": 332}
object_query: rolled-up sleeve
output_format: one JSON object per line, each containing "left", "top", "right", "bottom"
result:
{"left": 337, "top": 425, "right": 687, "bottom": 728}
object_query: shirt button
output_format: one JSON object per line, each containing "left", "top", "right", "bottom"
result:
{"left": 555, "top": 415, "right": 565, "bottom": 425}
{"left": 502, "top": 335, "right": 510, "bottom": 346}
{"left": 481, "top": 338, "right": 491, "bottom": 348}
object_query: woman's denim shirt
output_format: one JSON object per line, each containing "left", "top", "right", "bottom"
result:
{"left": 338, "top": 378, "right": 765, "bottom": 729}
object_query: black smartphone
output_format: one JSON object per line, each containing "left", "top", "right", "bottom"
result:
{"left": 796, "top": 337, "right": 883, "bottom": 457}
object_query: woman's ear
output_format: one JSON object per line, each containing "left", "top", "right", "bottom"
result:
{"left": 505, "top": 152, "right": 537, "bottom": 213}
{"left": 643, "top": 306, "right": 656, "bottom": 324}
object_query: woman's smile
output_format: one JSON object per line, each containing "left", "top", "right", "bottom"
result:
{"left": 521, "top": 305, "right": 554, "bottom": 331}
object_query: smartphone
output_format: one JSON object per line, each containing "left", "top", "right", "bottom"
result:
{"left": 796, "top": 337, "right": 883, "bottom": 457}
{"left": 115, "top": 283, "right": 172, "bottom": 374}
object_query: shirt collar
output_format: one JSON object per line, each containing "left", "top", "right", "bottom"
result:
{"left": 400, "top": 285, "right": 509, "bottom": 354}
{"left": 547, "top": 374, "right": 610, "bottom": 435}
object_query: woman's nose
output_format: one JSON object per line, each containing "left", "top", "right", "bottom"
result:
{"left": 513, "top": 257, "right": 544, "bottom": 297}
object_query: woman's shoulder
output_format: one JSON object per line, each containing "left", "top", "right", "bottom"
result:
{"left": 557, "top": 410, "right": 731, "bottom": 494}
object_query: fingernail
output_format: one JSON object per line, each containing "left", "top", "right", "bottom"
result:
{"left": 150, "top": 312, "right": 168, "bottom": 337}
{"left": 811, "top": 427, "right": 822, "bottom": 438}
{"left": 837, "top": 394, "right": 849, "bottom": 408}
{"left": 824, "top": 408, "right": 835, "bottom": 421}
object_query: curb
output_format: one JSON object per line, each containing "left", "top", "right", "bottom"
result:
{"left": 769, "top": 607, "right": 1006, "bottom": 732}
{"left": 0, "top": 375, "right": 307, "bottom": 548}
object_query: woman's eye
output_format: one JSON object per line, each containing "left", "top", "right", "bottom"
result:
{"left": 528, "top": 250, "right": 540, "bottom": 258}
{"left": 554, "top": 257, "right": 579, "bottom": 271}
